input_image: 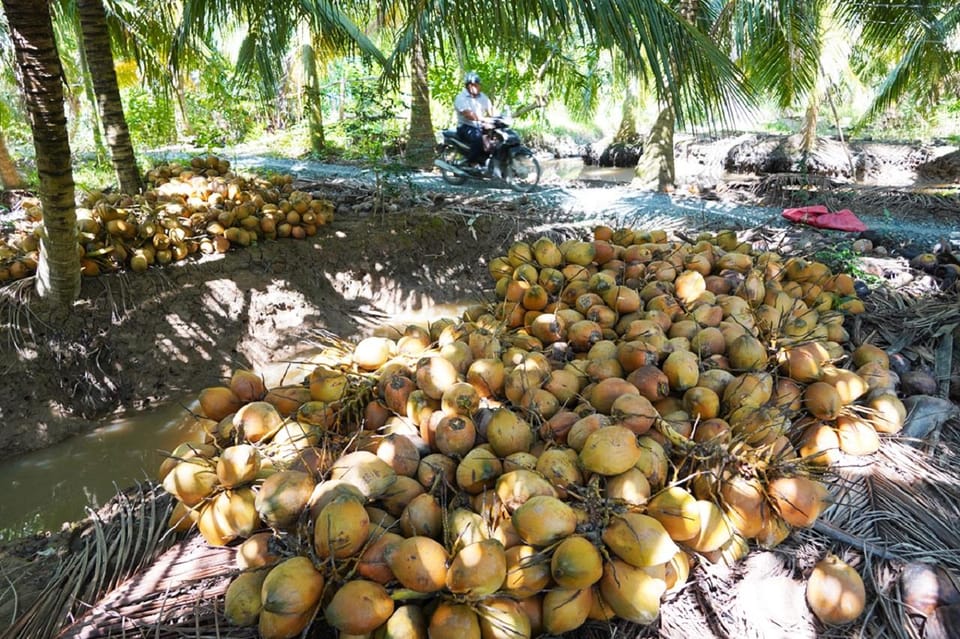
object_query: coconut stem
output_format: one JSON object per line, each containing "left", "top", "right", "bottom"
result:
{"left": 813, "top": 520, "right": 903, "bottom": 562}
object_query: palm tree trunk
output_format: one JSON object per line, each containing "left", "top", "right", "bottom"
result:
{"left": 0, "top": 128, "right": 25, "bottom": 189}
{"left": 2, "top": 0, "right": 81, "bottom": 306}
{"left": 73, "top": 8, "right": 106, "bottom": 162}
{"left": 76, "top": 0, "right": 143, "bottom": 194}
{"left": 406, "top": 23, "right": 435, "bottom": 168}
{"left": 633, "top": 102, "right": 676, "bottom": 191}
{"left": 302, "top": 41, "right": 325, "bottom": 155}
{"left": 613, "top": 86, "right": 638, "bottom": 144}
{"left": 172, "top": 71, "right": 195, "bottom": 140}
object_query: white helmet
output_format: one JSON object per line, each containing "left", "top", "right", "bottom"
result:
{"left": 464, "top": 71, "right": 481, "bottom": 86}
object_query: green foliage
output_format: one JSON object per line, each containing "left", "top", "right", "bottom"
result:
{"left": 813, "top": 244, "right": 882, "bottom": 286}
{"left": 183, "top": 57, "right": 266, "bottom": 147}
{"left": 123, "top": 88, "right": 176, "bottom": 149}
{"left": 323, "top": 69, "right": 406, "bottom": 162}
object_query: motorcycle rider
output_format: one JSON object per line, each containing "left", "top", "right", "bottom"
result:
{"left": 454, "top": 71, "right": 496, "bottom": 169}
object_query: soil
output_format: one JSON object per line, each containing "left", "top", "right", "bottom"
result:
{"left": 1, "top": 133, "right": 958, "bottom": 463}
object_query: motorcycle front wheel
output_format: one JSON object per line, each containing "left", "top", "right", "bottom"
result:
{"left": 505, "top": 149, "right": 541, "bottom": 193}
{"left": 438, "top": 145, "right": 467, "bottom": 186}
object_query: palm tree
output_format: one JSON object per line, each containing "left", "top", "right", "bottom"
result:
{"left": 176, "top": 0, "right": 385, "bottom": 154}
{"left": 377, "top": 0, "right": 750, "bottom": 171}
{"left": 837, "top": 0, "right": 960, "bottom": 132}
{"left": 75, "top": 0, "right": 143, "bottom": 193}
{"left": 1, "top": 0, "right": 80, "bottom": 306}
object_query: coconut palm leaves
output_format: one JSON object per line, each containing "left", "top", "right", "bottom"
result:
{"left": 837, "top": 0, "right": 960, "bottom": 127}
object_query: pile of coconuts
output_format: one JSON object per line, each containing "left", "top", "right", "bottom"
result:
{"left": 159, "top": 225, "right": 907, "bottom": 638}
{"left": 0, "top": 155, "right": 333, "bottom": 283}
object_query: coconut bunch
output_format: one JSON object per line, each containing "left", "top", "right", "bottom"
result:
{"left": 151, "top": 228, "right": 918, "bottom": 639}
{"left": 0, "top": 155, "right": 334, "bottom": 283}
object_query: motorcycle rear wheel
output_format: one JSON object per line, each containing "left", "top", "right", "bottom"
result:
{"left": 505, "top": 149, "right": 541, "bottom": 193}
{"left": 438, "top": 145, "right": 467, "bottom": 185}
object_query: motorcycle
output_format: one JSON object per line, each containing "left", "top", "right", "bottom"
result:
{"left": 434, "top": 113, "right": 542, "bottom": 192}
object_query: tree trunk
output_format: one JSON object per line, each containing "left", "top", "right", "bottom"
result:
{"left": 0, "top": 128, "right": 25, "bottom": 189}
{"left": 800, "top": 93, "right": 820, "bottom": 156}
{"left": 73, "top": 8, "right": 106, "bottom": 162}
{"left": 172, "top": 71, "right": 195, "bottom": 140}
{"left": 302, "top": 42, "right": 325, "bottom": 155}
{"left": 76, "top": 0, "right": 143, "bottom": 194}
{"left": 633, "top": 103, "right": 675, "bottom": 191}
{"left": 613, "top": 87, "right": 638, "bottom": 144}
{"left": 2, "top": 0, "right": 81, "bottom": 306}
{"left": 406, "top": 23, "right": 435, "bottom": 168}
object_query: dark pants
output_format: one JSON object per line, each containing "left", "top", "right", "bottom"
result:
{"left": 457, "top": 124, "right": 486, "bottom": 164}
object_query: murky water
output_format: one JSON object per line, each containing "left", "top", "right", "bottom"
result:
{"left": 0, "top": 398, "right": 205, "bottom": 535}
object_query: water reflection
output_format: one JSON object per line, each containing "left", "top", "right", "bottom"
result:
{"left": 0, "top": 398, "right": 205, "bottom": 534}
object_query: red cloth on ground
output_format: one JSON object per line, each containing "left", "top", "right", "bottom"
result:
{"left": 782, "top": 205, "right": 868, "bottom": 232}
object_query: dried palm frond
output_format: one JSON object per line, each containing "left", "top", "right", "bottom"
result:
{"left": 1, "top": 483, "right": 178, "bottom": 639}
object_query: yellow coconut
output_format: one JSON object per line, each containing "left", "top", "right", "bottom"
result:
{"left": 376, "top": 605, "right": 429, "bottom": 639}
{"left": 416, "top": 355, "right": 460, "bottom": 400}
{"left": 503, "top": 544, "right": 552, "bottom": 597}
{"left": 236, "top": 531, "right": 281, "bottom": 570}
{"left": 803, "top": 381, "right": 842, "bottom": 421}
{"left": 325, "top": 579, "right": 395, "bottom": 635}
{"left": 446, "top": 539, "right": 508, "bottom": 597}
{"left": 602, "top": 512, "right": 679, "bottom": 567}
{"left": 551, "top": 535, "right": 604, "bottom": 589}
{"left": 428, "top": 602, "right": 481, "bottom": 639}
{"left": 486, "top": 408, "right": 535, "bottom": 457}
{"left": 767, "top": 476, "right": 829, "bottom": 528}
{"left": 162, "top": 457, "right": 218, "bottom": 507}
{"left": 599, "top": 559, "right": 666, "bottom": 625}
{"left": 798, "top": 421, "right": 842, "bottom": 466}
{"left": 542, "top": 587, "right": 593, "bottom": 635}
{"left": 455, "top": 447, "right": 503, "bottom": 495}
{"left": 604, "top": 467, "right": 651, "bottom": 507}
{"left": 314, "top": 495, "right": 370, "bottom": 559}
{"left": 512, "top": 495, "right": 578, "bottom": 547}
{"left": 233, "top": 400, "right": 284, "bottom": 443}
{"left": 806, "top": 554, "right": 866, "bottom": 625}
{"left": 356, "top": 531, "right": 404, "bottom": 584}
{"left": 258, "top": 609, "right": 314, "bottom": 639}
{"left": 579, "top": 425, "right": 642, "bottom": 476}
{"left": 329, "top": 450, "right": 398, "bottom": 499}
{"left": 686, "top": 499, "right": 734, "bottom": 553}
{"left": 224, "top": 569, "right": 268, "bottom": 627}
{"left": 254, "top": 470, "right": 316, "bottom": 529}
{"left": 495, "top": 469, "right": 558, "bottom": 512}
{"left": 661, "top": 350, "right": 700, "bottom": 392}
{"left": 645, "top": 486, "right": 701, "bottom": 542}
{"left": 217, "top": 444, "right": 261, "bottom": 488}
{"left": 261, "top": 556, "right": 324, "bottom": 616}
{"left": 386, "top": 535, "right": 449, "bottom": 593}
{"left": 199, "top": 386, "right": 243, "bottom": 421}
{"left": 353, "top": 336, "right": 396, "bottom": 371}
{"left": 820, "top": 365, "right": 869, "bottom": 405}
{"left": 867, "top": 392, "right": 906, "bottom": 434}
{"left": 197, "top": 487, "right": 258, "bottom": 546}
{"left": 836, "top": 413, "right": 881, "bottom": 456}
{"left": 476, "top": 597, "right": 532, "bottom": 639}
{"left": 230, "top": 369, "right": 267, "bottom": 403}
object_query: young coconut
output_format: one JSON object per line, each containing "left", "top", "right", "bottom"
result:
{"left": 806, "top": 554, "right": 866, "bottom": 625}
